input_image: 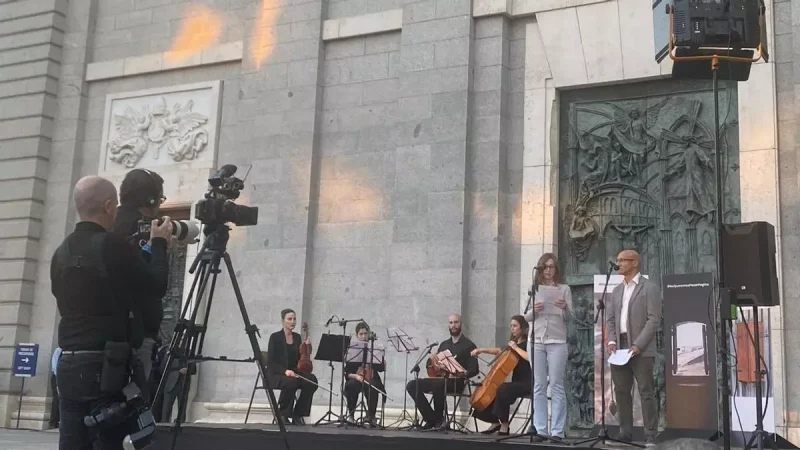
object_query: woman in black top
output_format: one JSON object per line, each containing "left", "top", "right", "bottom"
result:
{"left": 470, "top": 315, "right": 531, "bottom": 435}
{"left": 344, "top": 322, "right": 385, "bottom": 426}
{"left": 266, "top": 309, "right": 318, "bottom": 424}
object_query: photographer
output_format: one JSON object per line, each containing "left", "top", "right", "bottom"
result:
{"left": 51, "top": 175, "right": 172, "bottom": 450}
{"left": 111, "top": 168, "right": 170, "bottom": 380}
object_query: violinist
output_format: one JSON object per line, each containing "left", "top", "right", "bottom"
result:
{"left": 406, "top": 314, "right": 478, "bottom": 429}
{"left": 266, "top": 309, "right": 319, "bottom": 425}
{"left": 470, "top": 315, "right": 530, "bottom": 435}
{"left": 344, "top": 322, "right": 384, "bottom": 425}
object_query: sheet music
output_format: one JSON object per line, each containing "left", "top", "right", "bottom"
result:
{"left": 536, "top": 285, "right": 562, "bottom": 316}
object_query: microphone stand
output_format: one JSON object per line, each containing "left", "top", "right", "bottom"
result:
{"left": 573, "top": 262, "right": 643, "bottom": 448}
{"left": 400, "top": 343, "right": 436, "bottom": 431}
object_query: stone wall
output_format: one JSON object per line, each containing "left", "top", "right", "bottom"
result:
{"left": 0, "top": 0, "right": 791, "bottom": 437}
{"left": 774, "top": 0, "right": 800, "bottom": 443}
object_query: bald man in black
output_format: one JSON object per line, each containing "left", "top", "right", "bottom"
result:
{"left": 51, "top": 176, "right": 172, "bottom": 450}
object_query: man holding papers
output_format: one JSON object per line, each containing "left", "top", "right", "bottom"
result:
{"left": 606, "top": 249, "right": 662, "bottom": 446}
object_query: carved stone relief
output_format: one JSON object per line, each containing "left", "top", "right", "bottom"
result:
{"left": 558, "top": 79, "right": 740, "bottom": 430}
{"left": 99, "top": 81, "right": 222, "bottom": 173}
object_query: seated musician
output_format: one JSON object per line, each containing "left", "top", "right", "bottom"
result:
{"left": 266, "top": 308, "right": 318, "bottom": 425}
{"left": 344, "top": 322, "right": 385, "bottom": 426}
{"left": 406, "top": 314, "right": 479, "bottom": 429}
{"left": 470, "top": 315, "right": 531, "bottom": 435}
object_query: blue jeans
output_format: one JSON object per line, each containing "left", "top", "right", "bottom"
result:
{"left": 531, "top": 342, "right": 568, "bottom": 437}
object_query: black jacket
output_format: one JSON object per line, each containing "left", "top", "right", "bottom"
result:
{"left": 111, "top": 204, "right": 164, "bottom": 339}
{"left": 266, "top": 330, "right": 301, "bottom": 376}
{"left": 51, "top": 222, "right": 169, "bottom": 351}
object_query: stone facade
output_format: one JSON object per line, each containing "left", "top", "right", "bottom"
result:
{"left": 0, "top": 0, "right": 794, "bottom": 442}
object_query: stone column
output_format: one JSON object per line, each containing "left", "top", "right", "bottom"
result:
{"left": 392, "top": 0, "right": 474, "bottom": 328}
{"left": 0, "top": 0, "right": 91, "bottom": 428}
{"left": 464, "top": 14, "right": 511, "bottom": 345}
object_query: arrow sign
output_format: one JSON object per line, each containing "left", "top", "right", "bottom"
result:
{"left": 12, "top": 343, "right": 39, "bottom": 378}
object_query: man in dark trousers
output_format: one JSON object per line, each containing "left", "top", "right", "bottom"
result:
{"left": 606, "top": 249, "right": 663, "bottom": 447}
{"left": 51, "top": 175, "right": 172, "bottom": 450}
{"left": 405, "top": 314, "right": 479, "bottom": 429}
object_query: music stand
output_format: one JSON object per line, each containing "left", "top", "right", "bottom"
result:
{"left": 386, "top": 328, "right": 419, "bottom": 429}
{"left": 313, "top": 333, "right": 350, "bottom": 426}
{"left": 345, "top": 341, "right": 386, "bottom": 427}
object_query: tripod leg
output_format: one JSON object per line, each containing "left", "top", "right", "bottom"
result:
{"left": 222, "top": 252, "right": 286, "bottom": 433}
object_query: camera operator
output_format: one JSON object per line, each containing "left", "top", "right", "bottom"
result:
{"left": 111, "top": 168, "right": 170, "bottom": 381}
{"left": 51, "top": 175, "right": 172, "bottom": 450}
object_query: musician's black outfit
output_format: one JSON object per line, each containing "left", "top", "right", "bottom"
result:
{"left": 51, "top": 222, "right": 169, "bottom": 450}
{"left": 472, "top": 343, "right": 531, "bottom": 425}
{"left": 266, "top": 330, "right": 318, "bottom": 424}
{"left": 344, "top": 359, "right": 385, "bottom": 422}
{"left": 405, "top": 336, "right": 479, "bottom": 427}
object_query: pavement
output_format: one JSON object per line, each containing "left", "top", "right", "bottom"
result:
{"left": 0, "top": 428, "right": 58, "bottom": 450}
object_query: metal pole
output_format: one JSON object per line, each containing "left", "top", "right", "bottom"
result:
{"left": 16, "top": 377, "right": 24, "bottom": 429}
{"left": 712, "top": 57, "right": 732, "bottom": 450}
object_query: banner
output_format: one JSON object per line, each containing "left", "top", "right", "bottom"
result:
{"left": 663, "top": 273, "right": 717, "bottom": 431}
{"left": 593, "top": 274, "right": 648, "bottom": 426}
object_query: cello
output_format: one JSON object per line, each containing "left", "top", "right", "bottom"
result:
{"left": 469, "top": 346, "right": 521, "bottom": 412}
{"left": 297, "top": 321, "right": 313, "bottom": 373}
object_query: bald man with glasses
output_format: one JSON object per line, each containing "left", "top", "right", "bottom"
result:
{"left": 606, "top": 249, "right": 662, "bottom": 447}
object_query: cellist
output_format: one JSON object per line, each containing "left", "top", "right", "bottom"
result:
{"left": 344, "top": 322, "right": 385, "bottom": 426}
{"left": 470, "top": 315, "right": 531, "bottom": 435}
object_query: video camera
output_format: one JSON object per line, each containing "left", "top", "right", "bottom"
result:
{"left": 84, "top": 382, "right": 156, "bottom": 450}
{"left": 195, "top": 164, "right": 258, "bottom": 227}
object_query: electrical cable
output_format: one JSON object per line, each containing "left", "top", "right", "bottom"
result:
{"left": 728, "top": 323, "right": 747, "bottom": 446}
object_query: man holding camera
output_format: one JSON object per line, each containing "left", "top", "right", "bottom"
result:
{"left": 111, "top": 169, "right": 171, "bottom": 380}
{"left": 52, "top": 175, "right": 172, "bottom": 450}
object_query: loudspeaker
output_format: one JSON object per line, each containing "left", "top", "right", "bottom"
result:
{"left": 721, "top": 222, "right": 779, "bottom": 306}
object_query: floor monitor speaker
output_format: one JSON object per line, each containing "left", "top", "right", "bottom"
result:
{"left": 721, "top": 222, "right": 779, "bottom": 306}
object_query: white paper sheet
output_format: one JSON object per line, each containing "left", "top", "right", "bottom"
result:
{"left": 608, "top": 349, "right": 632, "bottom": 366}
{"left": 535, "top": 285, "right": 562, "bottom": 315}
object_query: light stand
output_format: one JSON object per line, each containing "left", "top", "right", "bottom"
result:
{"left": 152, "top": 223, "right": 288, "bottom": 450}
{"left": 664, "top": 4, "right": 768, "bottom": 450}
{"left": 572, "top": 262, "right": 643, "bottom": 448}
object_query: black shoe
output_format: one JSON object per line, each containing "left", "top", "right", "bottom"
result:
{"left": 530, "top": 435, "right": 546, "bottom": 442}
{"left": 292, "top": 416, "right": 306, "bottom": 426}
{"left": 481, "top": 424, "right": 501, "bottom": 434}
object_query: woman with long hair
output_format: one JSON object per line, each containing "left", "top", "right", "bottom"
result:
{"left": 470, "top": 315, "right": 531, "bottom": 435}
{"left": 524, "top": 253, "right": 572, "bottom": 441}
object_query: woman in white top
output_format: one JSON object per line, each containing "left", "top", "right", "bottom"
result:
{"left": 523, "top": 253, "right": 572, "bottom": 440}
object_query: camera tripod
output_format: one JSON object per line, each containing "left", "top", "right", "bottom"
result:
{"left": 152, "top": 223, "right": 289, "bottom": 450}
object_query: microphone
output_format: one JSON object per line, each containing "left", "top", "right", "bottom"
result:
{"left": 324, "top": 315, "right": 336, "bottom": 326}
{"left": 609, "top": 261, "right": 620, "bottom": 271}
{"left": 427, "top": 342, "right": 438, "bottom": 350}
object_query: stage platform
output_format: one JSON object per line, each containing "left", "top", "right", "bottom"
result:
{"left": 149, "top": 423, "right": 607, "bottom": 450}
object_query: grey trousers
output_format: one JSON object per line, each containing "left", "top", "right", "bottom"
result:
{"left": 610, "top": 354, "right": 658, "bottom": 439}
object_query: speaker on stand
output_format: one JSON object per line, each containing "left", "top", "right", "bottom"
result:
{"left": 720, "top": 221, "right": 795, "bottom": 449}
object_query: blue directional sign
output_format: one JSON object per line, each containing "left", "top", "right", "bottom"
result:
{"left": 12, "top": 343, "right": 39, "bottom": 377}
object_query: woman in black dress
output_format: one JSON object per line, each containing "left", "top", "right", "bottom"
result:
{"left": 470, "top": 315, "right": 531, "bottom": 435}
{"left": 266, "top": 309, "right": 318, "bottom": 424}
{"left": 343, "top": 322, "right": 385, "bottom": 426}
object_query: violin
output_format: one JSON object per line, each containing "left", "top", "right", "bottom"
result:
{"left": 297, "top": 321, "right": 313, "bottom": 373}
{"left": 426, "top": 358, "right": 446, "bottom": 378}
{"left": 356, "top": 365, "right": 373, "bottom": 383}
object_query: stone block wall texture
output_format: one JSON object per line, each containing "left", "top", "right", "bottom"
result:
{"left": 6, "top": 0, "right": 791, "bottom": 432}
{"left": 775, "top": 0, "right": 800, "bottom": 440}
